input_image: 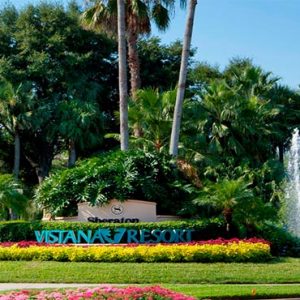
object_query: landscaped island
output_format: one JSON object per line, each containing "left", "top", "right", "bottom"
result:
{"left": 0, "top": 1, "right": 300, "bottom": 299}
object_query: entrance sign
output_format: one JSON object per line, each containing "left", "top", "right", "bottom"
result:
{"left": 111, "top": 204, "right": 124, "bottom": 215}
{"left": 78, "top": 200, "right": 157, "bottom": 223}
{"left": 47, "top": 200, "right": 181, "bottom": 223}
{"left": 87, "top": 217, "right": 139, "bottom": 223}
{"left": 34, "top": 228, "right": 193, "bottom": 244}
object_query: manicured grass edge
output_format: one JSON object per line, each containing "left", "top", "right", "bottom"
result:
{"left": 2, "top": 284, "right": 300, "bottom": 299}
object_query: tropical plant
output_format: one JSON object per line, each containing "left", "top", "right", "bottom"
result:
{"left": 188, "top": 71, "right": 281, "bottom": 165}
{"left": 267, "top": 84, "right": 300, "bottom": 162}
{"left": 193, "top": 178, "right": 276, "bottom": 234}
{"left": 56, "top": 98, "right": 104, "bottom": 167}
{"left": 138, "top": 37, "right": 196, "bottom": 91}
{"left": 0, "top": 79, "right": 35, "bottom": 179}
{"left": 82, "top": 0, "right": 179, "bottom": 98}
{"left": 34, "top": 150, "right": 191, "bottom": 216}
{"left": 0, "top": 3, "right": 115, "bottom": 182}
{"left": 0, "top": 174, "right": 28, "bottom": 220}
{"left": 127, "top": 88, "right": 176, "bottom": 151}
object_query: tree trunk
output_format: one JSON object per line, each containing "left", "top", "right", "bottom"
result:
{"left": 13, "top": 132, "right": 20, "bottom": 180}
{"left": 169, "top": 0, "right": 197, "bottom": 156}
{"left": 11, "top": 132, "right": 21, "bottom": 220}
{"left": 24, "top": 131, "right": 55, "bottom": 184}
{"left": 68, "top": 140, "right": 76, "bottom": 168}
{"left": 117, "top": 0, "right": 129, "bottom": 151}
{"left": 127, "top": 29, "right": 141, "bottom": 99}
{"left": 223, "top": 207, "right": 233, "bottom": 233}
{"left": 36, "top": 162, "right": 51, "bottom": 184}
{"left": 127, "top": 21, "right": 143, "bottom": 138}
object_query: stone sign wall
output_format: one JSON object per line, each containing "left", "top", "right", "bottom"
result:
{"left": 78, "top": 199, "right": 157, "bottom": 223}
{"left": 49, "top": 199, "right": 181, "bottom": 223}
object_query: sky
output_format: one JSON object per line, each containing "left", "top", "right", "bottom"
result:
{"left": 1, "top": 0, "right": 299, "bottom": 89}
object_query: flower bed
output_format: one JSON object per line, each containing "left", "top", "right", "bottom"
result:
{"left": 0, "top": 285, "right": 195, "bottom": 300}
{"left": 0, "top": 238, "right": 269, "bottom": 248}
{"left": 0, "top": 239, "right": 271, "bottom": 262}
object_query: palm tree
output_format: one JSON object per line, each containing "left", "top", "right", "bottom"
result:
{"left": 56, "top": 98, "right": 103, "bottom": 167}
{"left": 267, "top": 85, "right": 300, "bottom": 163}
{"left": 128, "top": 88, "right": 176, "bottom": 151}
{"left": 82, "top": 0, "right": 176, "bottom": 98}
{"left": 170, "top": 0, "right": 197, "bottom": 157}
{"left": 0, "top": 79, "right": 34, "bottom": 179}
{"left": 0, "top": 174, "right": 28, "bottom": 220}
{"left": 195, "top": 78, "right": 281, "bottom": 164}
{"left": 193, "top": 178, "right": 274, "bottom": 233}
{"left": 83, "top": 1, "right": 186, "bottom": 140}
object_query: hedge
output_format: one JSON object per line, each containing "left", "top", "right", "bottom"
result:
{"left": 0, "top": 218, "right": 228, "bottom": 242}
{"left": 0, "top": 241, "right": 271, "bottom": 262}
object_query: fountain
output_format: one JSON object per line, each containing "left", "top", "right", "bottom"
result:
{"left": 285, "top": 128, "right": 300, "bottom": 236}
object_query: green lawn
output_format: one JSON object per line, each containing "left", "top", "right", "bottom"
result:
{"left": 164, "top": 284, "right": 300, "bottom": 299}
{"left": 1, "top": 258, "right": 300, "bottom": 284}
{"left": 2, "top": 259, "right": 300, "bottom": 299}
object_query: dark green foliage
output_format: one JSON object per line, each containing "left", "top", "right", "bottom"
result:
{"left": 0, "top": 174, "right": 28, "bottom": 219}
{"left": 191, "top": 178, "right": 276, "bottom": 236}
{"left": 0, "top": 3, "right": 117, "bottom": 183}
{"left": 253, "top": 223, "right": 300, "bottom": 257}
{"left": 138, "top": 37, "right": 195, "bottom": 90}
{"left": 35, "top": 150, "right": 192, "bottom": 215}
{"left": 127, "top": 88, "right": 176, "bottom": 151}
{"left": 0, "top": 218, "right": 226, "bottom": 242}
{"left": 0, "top": 220, "right": 37, "bottom": 241}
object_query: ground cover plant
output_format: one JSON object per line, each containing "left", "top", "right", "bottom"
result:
{"left": 0, "top": 239, "right": 271, "bottom": 262}
{"left": 166, "top": 284, "right": 300, "bottom": 299}
{"left": 0, "top": 286, "right": 195, "bottom": 300}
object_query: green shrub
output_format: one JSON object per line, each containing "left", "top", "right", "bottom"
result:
{"left": 0, "top": 174, "right": 29, "bottom": 219}
{"left": 253, "top": 223, "right": 300, "bottom": 257}
{"left": 0, "top": 218, "right": 226, "bottom": 242}
{"left": 34, "top": 150, "right": 193, "bottom": 216}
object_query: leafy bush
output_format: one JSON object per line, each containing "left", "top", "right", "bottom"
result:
{"left": 0, "top": 241, "right": 271, "bottom": 262}
{"left": 0, "top": 174, "right": 28, "bottom": 220}
{"left": 0, "top": 219, "right": 226, "bottom": 242}
{"left": 188, "top": 177, "right": 276, "bottom": 238}
{"left": 34, "top": 150, "right": 192, "bottom": 216}
{"left": 253, "top": 223, "right": 300, "bottom": 257}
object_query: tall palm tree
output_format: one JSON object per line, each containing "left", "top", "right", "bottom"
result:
{"left": 169, "top": 0, "right": 197, "bottom": 157}
{"left": 82, "top": 0, "right": 176, "bottom": 98}
{"left": 0, "top": 79, "right": 34, "bottom": 179}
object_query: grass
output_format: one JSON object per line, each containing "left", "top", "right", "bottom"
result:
{"left": 1, "top": 258, "right": 300, "bottom": 284}
{"left": 164, "top": 284, "right": 300, "bottom": 299}
{"left": 2, "top": 259, "right": 300, "bottom": 299}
